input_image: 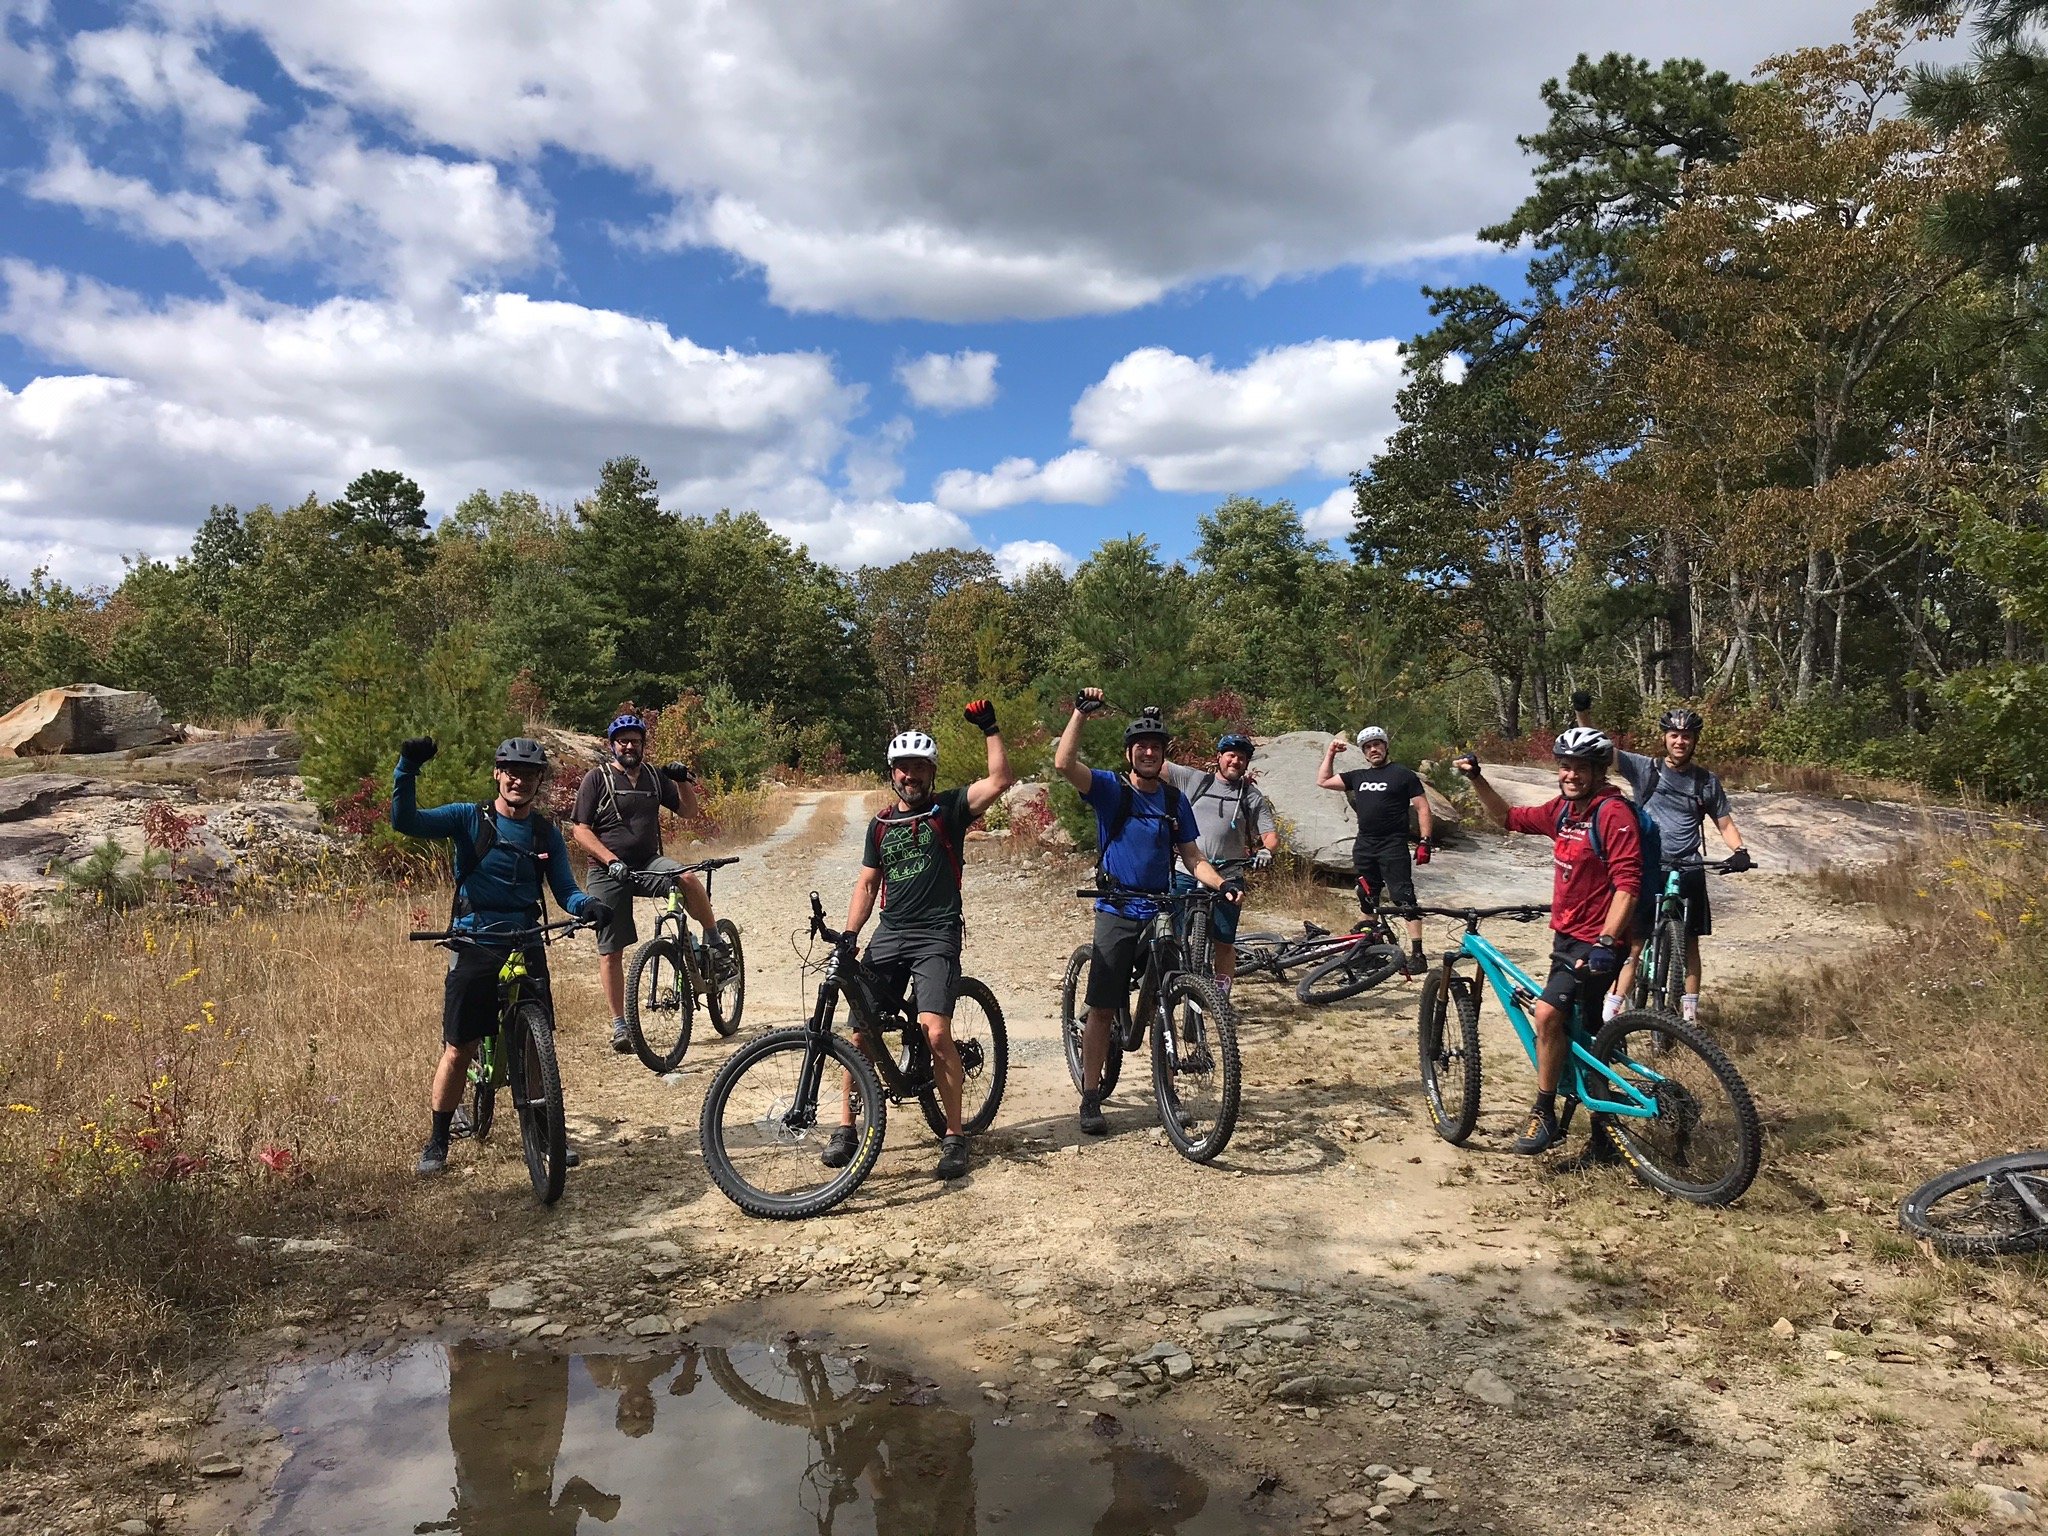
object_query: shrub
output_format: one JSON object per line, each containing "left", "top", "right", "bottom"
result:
{"left": 48, "top": 840, "right": 168, "bottom": 921}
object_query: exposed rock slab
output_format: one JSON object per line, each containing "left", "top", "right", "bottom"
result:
{"left": 1250, "top": 731, "right": 1462, "bottom": 873}
{"left": 0, "top": 774, "right": 93, "bottom": 822}
{"left": 0, "top": 685, "right": 173, "bottom": 756}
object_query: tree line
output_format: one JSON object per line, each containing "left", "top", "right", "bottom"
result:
{"left": 6, "top": 1, "right": 2048, "bottom": 804}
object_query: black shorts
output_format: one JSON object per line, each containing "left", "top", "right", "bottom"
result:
{"left": 1084, "top": 910, "right": 1149, "bottom": 1011}
{"left": 442, "top": 942, "right": 550, "bottom": 1046}
{"left": 1538, "top": 935, "right": 1606, "bottom": 1019}
{"left": 863, "top": 930, "right": 962, "bottom": 1019}
{"left": 1353, "top": 835, "right": 1415, "bottom": 912}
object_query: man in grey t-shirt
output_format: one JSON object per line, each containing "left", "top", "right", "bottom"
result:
{"left": 1166, "top": 733, "right": 1279, "bottom": 990}
{"left": 1574, "top": 696, "right": 1752, "bottom": 1023}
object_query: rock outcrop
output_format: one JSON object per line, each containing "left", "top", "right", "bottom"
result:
{"left": 0, "top": 685, "right": 176, "bottom": 757}
{"left": 1251, "top": 731, "right": 1462, "bottom": 873}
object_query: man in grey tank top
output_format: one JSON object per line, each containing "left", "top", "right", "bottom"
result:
{"left": 1165, "top": 732, "right": 1278, "bottom": 991}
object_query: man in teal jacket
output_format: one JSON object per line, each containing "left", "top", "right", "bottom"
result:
{"left": 392, "top": 734, "right": 605, "bottom": 1176}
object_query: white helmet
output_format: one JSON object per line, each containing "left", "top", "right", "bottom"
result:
{"left": 886, "top": 730, "right": 938, "bottom": 767}
{"left": 1356, "top": 726, "right": 1390, "bottom": 748}
{"left": 1552, "top": 725, "right": 1613, "bottom": 765}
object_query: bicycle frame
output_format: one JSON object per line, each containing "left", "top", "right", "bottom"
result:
{"left": 645, "top": 857, "right": 736, "bottom": 956}
{"left": 792, "top": 897, "right": 944, "bottom": 1113}
{"left": 1076, "top": 885, "right": 1212, "bottom": 1049}
{"left": 1441, "top": 917, "right": 1668, "bottom": 1122}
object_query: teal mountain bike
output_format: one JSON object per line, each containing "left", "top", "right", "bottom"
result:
{"left": 1629, "top": 855, "right": 1747, "bottom": 1015}
{"left": 1412, "top": 903, "right": 1761, "bottom": 1206}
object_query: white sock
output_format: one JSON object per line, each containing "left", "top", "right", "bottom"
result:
{"left": 1682, "top": 993, "right": 1699, "bottom": 1022}
{"left": 1602, "top": 993, "right": 1624, "bottom": 1023}
{"left": 1216, "top": 976, "right": 1234, "bottom": 996}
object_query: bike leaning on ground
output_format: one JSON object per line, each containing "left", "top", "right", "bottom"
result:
{"left": 1900, "top": 1150, "right": 2048, "bottom": 1257}
{"left": 1059, "top": 880, "right": 1242, "bottom": 1163}
{"left": 1411, "top": 903, "right": 1762, "bottom": 1206}
{"left": 697, "top": 894, "right": 1007, "bottom": 1219}
{"left": 621, "top": 857, "right": 747, "bottom": 1073}
{"left": 409, "top": 915, "right": 593, "bottom": 1204}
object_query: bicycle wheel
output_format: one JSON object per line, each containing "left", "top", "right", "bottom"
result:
{"left": 703, "top": 920, "right": 746, "bottom": 1036}
{"left": 1653, "top": 919, "right": 1685, "bottom": 1015}
{"left": 703, "top": 1343, "right": 873, "bottom": 1427}
{"left": 511, "top": 1001, "right": 567, "bottom": 1205}
{"left": 1295, "top": 939, "right": 1405, "bottom": 1005}
{"left": 1900, "top": 1152, "right": 2048, "bottom": 1258}
{"left": 1152, "top": 973, "right": 1241, "bottom": 1163}
{"left": 913, "top": 976, "right": 1009, "bottom": 1138}
{"left": 1060, "top": 945, "right": 1123, "bottom": 1097}
{"left": 624, "top": 936, "right": 694, "bottom": 1073}
{"left": 467, "top": 1041, "right": 497, "bottom": 1143}
{"left": 1231, "top": 934, "right": 1289, "bottom": 981}
{"left": 1417, "top": 970, "right": 1481, "bottom": 1144}
{"left": 699, "top": 1029, "right": 886, "bottom": 1219}
{"left": 1589, "top": 1009, "right": 1760, "bottom": 1206}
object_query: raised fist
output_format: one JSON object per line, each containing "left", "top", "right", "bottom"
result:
{"left": 1452, "top": 752, "right": 1481, "bottom": 778}
{"left": 964, "top": 699, "right": 998, "bottom": 735}
{"left": 660, "top": 761, "right": 695, "bottom": 784}
{"left": 399, "top": 736, "right": 438, "bottom": 767}
{"left": 1074, "top": 688, "right": 1106, "bottom": 716}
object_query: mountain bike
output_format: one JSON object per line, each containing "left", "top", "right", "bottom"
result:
{"left": 1900, "top": 1151, "right": 2048, "bottom": 1257}
{"left": 408, "top": 916, "right": 592, "bottom": 1205}
{"left": 698, "top": 894, "right": 1007, "bottom": 1219}
{"left": 1628, "top": 855, "right": 1748, "bottom": 1014}
{"left": 1059, "top": 883, "right": 1241, "bottom": 1162}
{"left": 622, "top": 857, "right": 746, "bottom": 1073}
{"left": 1411, "top": 903, "right": 1761, "bottom": 1206}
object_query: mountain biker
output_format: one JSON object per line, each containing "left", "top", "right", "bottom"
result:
{"left": 820, "top": 701, "right": 1014, "bottom": 1181}
{"left": 1165, "top": 732, "right": 1279, "bottom": 992}
{"left": 392, "top": 735, "right": 605, "bottom": 1177}
{"left": 1055, "top": 687, "right": 1242, "bottom": 1138}
{"left": 1318, "top": 726, "right": 1437, "bottom": 976}
{"left": 1454, "top": 727, "right": 1640, "bottom": 1155}
{"left": 1573, "top": 693, "right": 1752, "bottom": 1023}
{"left": 569, "top": 712, "right": 724, "bottom": 1054}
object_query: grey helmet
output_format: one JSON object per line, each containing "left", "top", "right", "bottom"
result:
{"left": 493, "top": 737, "right": 549, "bottom": 771}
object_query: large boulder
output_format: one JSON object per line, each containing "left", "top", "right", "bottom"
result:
{"left": 1252, "top": 731, "right": 1463, "bottom": 874}
{"left": 0, "top": 685, "right": 175, "bottom": 757}
{"left": 154, "top": 729, "right": 302, "bottom": 779}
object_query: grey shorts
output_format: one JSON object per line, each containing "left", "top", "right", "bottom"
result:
{"left": 584, "top": 855, "right": 684, "bottom": 956}
{"left": 863, "top": 931, "right": 962, "bottom": 1019}
{"left": 1084, "top": 909, "right": 1149, "bottom": 1011}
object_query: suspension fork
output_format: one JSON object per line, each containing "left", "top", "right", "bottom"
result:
{"left": 790, "top": 979, "right": 843, "bottom": 1125}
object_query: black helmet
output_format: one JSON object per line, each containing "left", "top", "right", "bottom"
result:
{"left": 494, "top": 737, "right": 549, "bottom": 771}
{"left": 1659, "top": 707, "right": 1704, "bottom": 735}
{"left": 1123, "top": 707, "right": 1171, "bottom": 749}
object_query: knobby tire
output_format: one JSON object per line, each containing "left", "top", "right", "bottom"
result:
{"left": 512, "top": 1000, "right": 567, "bottom": 1205}
{"left": 1899, "top": 1151, "right": 2048, "bottom": 1258}
{"left": 1417, "top": 970, "right": 1482, "bottom": 1144}
{"left": 1152, "top": 972, "right": 1240, "bottom": 1163}
{"left": 916, "top": 975, "right": 1009, "bottom": 1139}
{"left": 1590, "top": 1008, "right": 1761, "bottom": 1207}
{"left": 1060, "top": 944, "right": 1122, "bottom": 1097}
{"left": 624, "top": 935, "right": 694, "bottom": 1073}
{"left": 1295, "top": 938, "right": 1405, "bottom": 1005}
{"left": 699, "top": 1029, "right": 886, "bottom": 1220}
{"left": 705, "top": 919, "right": 746, "bottom": 1036}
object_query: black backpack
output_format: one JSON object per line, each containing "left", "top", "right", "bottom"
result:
{"left": 1096, "top": 779, "right": 1180, "bottom": 889}
{"left": 449, "top": 802, "right": 555, "bottom": 926}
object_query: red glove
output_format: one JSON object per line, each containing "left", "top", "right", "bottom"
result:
{"left": 964, "top": 699, "right": 998, "bottom": 736}
{"left": 1414, "top": 838, "right": 1433, "bottom": 866}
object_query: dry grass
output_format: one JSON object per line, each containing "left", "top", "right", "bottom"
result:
{"left": 0, "top": 892, "right": 554, "bottom": 1460}
{"left": 1546, "top": 820, "right": 2048, "bottom": 1358}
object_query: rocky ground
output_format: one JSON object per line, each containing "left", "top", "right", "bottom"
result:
{"left": 8, "top": 784, "right": 2046, "bottom": 1536}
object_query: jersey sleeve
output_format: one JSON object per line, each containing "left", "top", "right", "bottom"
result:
{"left": 860, "top": 816, "right": 883, "bottom": 870}
{"left": 1614, "top": 750, "right": 1652, "bottom": 800}
{"left": 1081, "top": 768, "right": 1119, "bottom": 815}
{"left": 389, "top": 761, "right": 473, "bottom": 841}
{"left": 543, "top": 820, "right": 592, "bottom": 914}
{"left": 1503, "top": 800, "right": 1556, "bottom": 839}
{"left": 1599, "top": 798, "right": 1643, "bottom": 896}
{"left": 571, "top": 769, "right": 602, "bottom": 826}
{"left": 1251, "top": 788, "right": 1277, "bottom": 837}
{"left": 1170, "top": 788, "right": 1199, "bottom": 847}
{"left": 659, "top": 773, "right": 685, "bottom": 815}
{"left": 1704, "top": 771, "right": 1732, "bottom": 822}
{"left": 943, "top": 787, "right": 973, "bottom": 844}
{"left": 1403, "top": 767, "right": 1426, "bottom": 800}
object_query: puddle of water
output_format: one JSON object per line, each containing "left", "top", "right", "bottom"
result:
{"left": 256, "top": 1336, "right": 1250, "bottom": 1535}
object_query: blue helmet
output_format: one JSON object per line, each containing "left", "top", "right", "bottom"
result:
{"left": 606, "top": 713, "right": 649, "bottom": 740}
{"left": 1217, "top": 732, "right": 1254, "bottom": 757}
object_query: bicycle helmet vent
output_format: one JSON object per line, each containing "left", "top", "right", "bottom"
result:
{"left": 1552, "top": 725, "right": 1613, "bottom": 765}
{"left": 1123, "top": 708, "right": 1171, "bottom": 748}
{"left": 1659, "top": 707, "right": 1704, "bottom": 735}
{"left": 1356, "top": 726, "right": 1390, "bottom": 748}
{"left": 886, "top": 730, "right": 938, "bottom": 766}
{"left": 494, "top": 737, "right": 549, "bottom": 770}
{"left": 606, "top": 713, "right": 648, "bottom": 739}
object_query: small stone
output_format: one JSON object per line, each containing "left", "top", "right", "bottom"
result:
{"left": 1770, "top": 1317, "right": 1796, "bottom": 1339}
{"left": 537, "top": 1323, "right": 568, "bottom": 1338}
{"left": 1198, "top": 1306, "right": 1285, "bottom": 1335}
{"left": 197, "top": 1455, "right": 244, "bottom": 1478}
{"left": 1324, "top": 1492, "right": 1375, "bottom": 1520}
{"left": 1273, "top": 1374, "right": 1372, "bottom": 1404}
{"left": 1369, "top": 1505, "right": 1391, "bottom": 1522}
{"left": 1031, "top": 1356, "right": 1061, "bottom": 1373}
{"left": 117, "top": 1521, "right": 153, "bottom": 1534}
{"left": 625, "top": 1314, "right": 672, "bottom": 1337}
{"left": 1164, "top": 1353, "right": 1195, "bottom": 1380}
{"left": 1263, "top": 1324, "right": 1312, "bottom": 1344}
{"left": 1378, "top": 1473, "right": 1418, "bottom": 1504}
{"left": 1086, "top": 1381, "right": 1122, "bottom": 1399}
{"left": 509, "top": 1315, "right": 547, "bottom": 1338}
{"left": 1461, "top": 1368, "right": 1515, "bottom": 1408}
{"left": 487, "top": 1282, "right": 540, "bottom": 1312}
{"left": 1973, "top": 1484, "right": 2037, "bottom": 1525}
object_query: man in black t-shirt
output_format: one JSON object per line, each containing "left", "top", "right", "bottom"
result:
{"left": 569, "top": 712, "right": 721, "bottom": 1053}
{"left": 821, "top": 701, "right": 1013, "bottom": 1181}
{"left": 1317, "top": 726, "right": 1437, "bottom": 976}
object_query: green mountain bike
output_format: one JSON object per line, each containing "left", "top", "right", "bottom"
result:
{"left": 623, "top": 857, "right": 746, "bottom": 1073}
{"left": 409, "top": 916, "right": 592, "bottom": 1205}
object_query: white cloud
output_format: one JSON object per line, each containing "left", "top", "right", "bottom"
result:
{"left": 1303, "top": 485, "right": 1358, "bottom": 540}
{"left": 895, "top": 348, "right": 998, "bottom": 412}
{"left": 0, "top": 0, "right": 54, "bottom": 103}
{"left": 135, "top": 0, "right": 1873, "bottom": 320}
{"left": 991, "top": 538, "right": 1078, "bottom": 581}
{"left": 1071, "top": 338, "right": 1406, "bottom": 493}
{"left": 67, "top": 25, "right": 258, "bottom": 130}
{"left": 931, "top": 448, "right": 1122, "bottom": 513}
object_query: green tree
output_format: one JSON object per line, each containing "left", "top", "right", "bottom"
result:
{"left": 853, "top": 549, "right": 1002, "bottom": 726}
{"left": 1189, "top": 496, "right": 1345, "bottom": 730}
{"left": 334, "top": 469, "right": 430, "bottom": 553}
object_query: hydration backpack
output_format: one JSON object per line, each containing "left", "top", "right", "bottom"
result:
{"left": 1556, "top": 791, "right": 1661, "bottom": 884}
{"left": 450, "top": 803, "right": 555, "bottom": 925}
{"left": 868, "top": 802, "right": 962, "bottom": 912}
{"left": 1096, "top": 779, "right": 1181, "bottom": 889}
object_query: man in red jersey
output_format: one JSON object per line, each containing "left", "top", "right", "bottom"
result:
{"left": 1453, "top": 727, "right": 1640, "bottom": 1155}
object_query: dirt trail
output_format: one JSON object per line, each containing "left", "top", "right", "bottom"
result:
{"left": 187, "top": 789, "right": 2047, "bottom": 1536}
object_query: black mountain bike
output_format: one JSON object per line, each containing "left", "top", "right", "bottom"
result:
{"left": 622, "top": 857, "right": 746, "bottom": 1073}
{"left": 408, "top": 916, "right": 592, "bottom": 1205}
{"left": 1629, "top": 855, "right": 1747, "bottom": 1015}
{"left": 1901, "top": 1151, "right": 2048, "bottom": 1257}
{"left": 698, "top": 894, "right": 1008, "bottom": 1219}
{"left": 1060, "top": 884, "right": 1241, "bottom": 1162}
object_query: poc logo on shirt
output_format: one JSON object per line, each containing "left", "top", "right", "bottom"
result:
{"left": 1354, "top": 780, "right": 1395, "bottom": 793}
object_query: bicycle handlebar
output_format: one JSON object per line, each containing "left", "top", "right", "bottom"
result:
{"left": 1402, "top": 903, "right": 1552, "bottom": 924}
{"left": 1662, "top": 856, "right": 1751, "bottom": 873}
{"left": 807, "top": 891, "right": 853, "bottom": 949}
{"left": 630, "top": 855, "right": 742, "bottom": 896}
{"left": 409, "top": 916, "right": 593, "bottom": 945}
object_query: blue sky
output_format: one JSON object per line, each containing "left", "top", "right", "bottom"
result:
{"left": 0, "top": 0, "right": 1870, "bottom": 586}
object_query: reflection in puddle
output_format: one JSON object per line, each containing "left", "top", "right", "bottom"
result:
{"left": 257, "top": 1337, "right": 1247, "bottom": 1535}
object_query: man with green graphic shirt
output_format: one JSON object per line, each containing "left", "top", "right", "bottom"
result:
{"left": 821, "top": 701, "right": 1013, "bottom": 1181}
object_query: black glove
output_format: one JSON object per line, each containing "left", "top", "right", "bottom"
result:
{"left": 661, "top": 761, "right": 695, "bottom": 784}
{"left": 964, "top": 699, "right": 998, "bottom": 736}
{"left": 1584, "top": 937, "right": 1624, "bottom": 979}
{"left": 1570, "top": 689, "right": 1593, "bottom": 713}
{"left": 1452, "top": 752, "right": 1481, "bottom": 778}
{"left": 399, "top": 736, "right": 438, "bottom": 768}
{"left": 1724, "top": 848, "right": 1753, "bottom": 873}
{"left": 606, "top": 860, "right": 630, "bottom": 882}
{"left": 1220, "top": 879, "right": 1245, "bottom": 904}
{"left": 580, "top": 900, "right": 612, "bottom": 929}
{"left": 1074, "top": 689, "right": 1106, "bottom": 715}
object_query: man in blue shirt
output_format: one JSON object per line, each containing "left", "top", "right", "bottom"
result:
{"left": 1054, "top": 688, "right": 1239, "bottom": 1136}
{"left": 391, "top": 735, "right": 606, "bottom": 1176}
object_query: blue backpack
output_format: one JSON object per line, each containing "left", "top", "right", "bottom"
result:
{"left": 1555, "top": 791, "right": 1661, "bottom": 886}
